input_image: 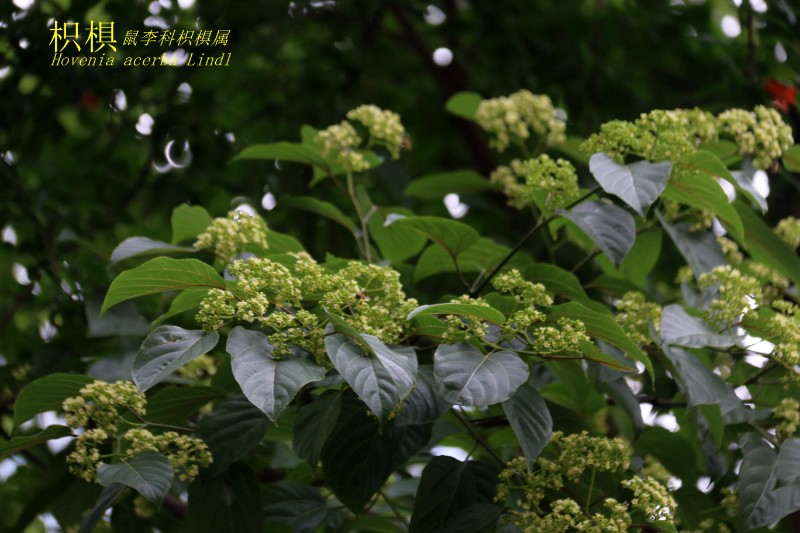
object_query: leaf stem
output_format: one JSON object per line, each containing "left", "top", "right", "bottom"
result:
{"left": 346, "top": 168, "right": 372, "bottom": 262}
{"left": 451, "top": 409, "right": 505, "bottom": 467}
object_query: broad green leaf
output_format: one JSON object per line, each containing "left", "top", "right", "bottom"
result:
{"left": 656, "top": 212, "right": 726, "bottom": 276}
{"left": 740, "top": 436, "right": 780, "bottom": 529}
{"left": 281, "top": 196, "right": 355, "bottom": 232}
{"left": 324, "top": 311, "right": 375, "bottom": 354}
{"left": 78, "top": 484, "right": 126, "bottom": 533}
{"left": 734, "top": 198, "right": 800, "bottom": 287}
{"left": 85, "top": 299, "right": 150, "bottom": 338}
{"left": 580, "top": 340, "right": 637, "bottom": 373}
{"left": 152, "top": 288, "right": 209, "bottom": 326}
{"left": 293, "top": 390, "right": 343, "bottom": 467}
{"left": 231, "top": 142, "right": 329, "bottom": 169}
{"left": 404, "top": 170, "right": 492, "bottom": 200}
{"left": 661, "top": 344, "right": 732, "bottom": 409}
{"left": 445, "top": 91, "right": 482, "bottom": 121}
{"left": 393, "top": 216, "right": 479, "bottom": 260}
{"left": 596, "top": 230, "right": 663, "bottom": 289}
{"left": 408, "top": 303, "right": 505, "bottom": 326}
{"left": 661, "top": 304, "right": 741, "bottom": 349}
{"left": 171, "top": 203, "right": 213, "bottom": 244}
{"left": 731, "top": 158, "right": 768, "bottom": 212}
{"left": 325, "top": 333, "right": 417, "bottom": 422}
{"left": 783, "top": 144, "right": 800, "bottom": 172}
{"left": 557, "top": 200, "right": 636, "bottom": 267}
{"left": 145, "top": 385, "right": 227, "bottom": 426}
{"left": 546, "top": 302, "right": 652, "bottom": 377}
{"left": 350, "top": 515, "right": 405, "bottom": 533}
{"left": 133, "top": 326, "right": 219, "bottom": 392}
{"left": 188, "top": 463, "right": 263, "bottom": 533}
{"left": 414, "top": 237, "right": 531, "bottom": 283}
{"left": 368, "top": 208, "right": 427, "bottom": 263}
{"left": 525, "top": 263, "right": 592, "bottom": 305}
{"left": 110, "top": 237, "right": 195, "bottom": 264}
{"left": 226, "top": 326, "right": 325, "bottom": 421}
{"left": 101, "top": 257, "right": 225, "bottom": 314}
{"left": 501, "top": 377, "right": 552, "bottom": 470}
{"left": 265, "top": 230, "right": 305, "bottom": 254}
{"left": 438, "top": 504, "right": 503, "bottom": 533}
{"left": 434, "top": 343, "right": 528, "bottom": 407}
{"left": 262, "top": 483, "right": 330, "bottom": 533}
{"left": 700, "top": 140, "right": 741, "bottom": 165}
{"left": 13, "top": 373, "right": 93, "bottom": 427}
{"left": 395, "top": 365, "right": 451, "bottom": 426}
{"left": 409, "top": 456, "right": 498, "bottom": 533}
{"left": 0, "top": 425, "right": 73, "bottom": 460}
{"left": 97, "top": 451, "right": 173, "bottom": 504}
{"left": 588, "top": 153, "right": 671, "bottom": 216}
{"left": 196, "top": 395, "right": 271, "bottom": 474}
{"left": 647, "top": 521, "right": 679, "bottom": 533}
{"left": 321, "top": 393, "right": 431, "bottom": 512}
{"left": 662, "top": 150, "right": 744, "bottom": 241}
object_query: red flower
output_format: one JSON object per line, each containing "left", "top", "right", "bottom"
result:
{"left": 764, "top": 79, "right": 797, "bottom": 112}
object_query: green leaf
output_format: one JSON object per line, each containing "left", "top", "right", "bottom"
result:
{"left": 13, "top": 373, "right": 93, "bottom": 427}
{"left": 368, "top": 208, "right": 427, "bottom": 263}
{"left": 409, "top": 456, "right": 498, "bottom": 533}
{"left": 646, "top": 521, "right": 679, "bottom": 533}
{"left": 110, "top": 237, "right": 195, "bottom": 264}
{"left": 281, "top": 195, "right": 356, "bottom": 232}
{"left": 293, "top": 390, "right": 343, "bottom": 467}
{"left": 97, "top": 451, "right": 173, "bottom": 504}
{"left": 78, "top": 484, "right": 126, "bottom": 533}
{"left": 656, "top": 211, "right": 726, "bottom": 276}
{"left": 546, "top": 302, "right": 653, "bottom": 379}
{"left": 525, "top": 263, "right": 592, "bottom": 305}
{"left": 392, "top": 216, "right": 479, "bottom": 260}
{"left": 783, "top": 144, "right": 800, "bottom": 172}
{"left": 196, "top": 395, "right": 271, "bottom": 474}
{"left": 265, "top": 230, "right": 306, "bottom": 254}
{"left": 661, "top": 304, "right": 741, "bottom": 349}
{"left": 437, "top": 504, "right": 502, "bottom": 533}
{"left": 731, "top": 158, "right": 768, "bottom": 212}
{"left": 662, "top": 150, "right": 744, "bottom": 241}
{"left": 414, "top": 237, "right": 530, "bottom": 283}
{"left": 445, "top": 91, "right": 482, "bottom": 121}
{"left": 188, "top": 463, "right": 263, "bottom": 533}
{"left": 596, "top": 230, "right": 663, "bottom": 289}
{"left": 145, "top": 385, "right": 227, "bottom": 426}
{"left": 395, "top": 365, "right": 451, "bottom": 426}
{"left": 226, "top": 326, "right": 326, "bottom": 421}
{"left": 231, "top": 142, "right": 329, "bottom": 169}
{"left": 101, "top": 257, "right": 226, "bottom": 314}
{"left": 502, "top": 377, "right": 552, "bottom": 470}
{"left": 734, "top": 198, "right": 800, "bottom": 287}
{"left": 404, "top": 170, "right": 492, "bottom": 200}
{"left": 558, "top": 200, "right": 636, "bottom": 267}
{"left": 408, "top": 303, "right": 505, "bottom": 326}
{"left": 321, "top": 393, "right": 431, "bottom": 512}
{"left": 132, "top": 326, "right": 219, "bottom": 392}
{"left": 434, "top": 343, "right": 529, "bottom": 407}
{"left": 0, "top": 425, "right": 73, "bottom": 460}
{"left": 325, "top": 333, "right": 417, "bottom": 422}
{"left": 262, "top": 483, "right": 330, "bottom": 533}
{"left": 171, "top": 204, "right": 213, "bottom": 245}
{"left": 152, "top": 288, "right": 209, "bottom": 326}
{"left": 660, "top": 344, "right": 731, "bottom": 408}
{"left": 588, "top": 154, "right": 671, "bottom": 216}
{"left": 699, "top": 140, "right": 741, "bottom": 166}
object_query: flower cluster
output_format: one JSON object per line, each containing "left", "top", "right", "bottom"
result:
{"left": 492, "top": 269, "right": 553, "bottom": 306}
{"left": 529, "top": 318, "right": 589, "bottom": 354}
{"left": 475, "top": 90, "right": 566, "bottom": 152}
{"left": 616, "top": 291, "right": 662, "bottom": 346}
{"left": 441, "top": 296, "right": 492, "bottom": 343}
{"left": 717, "top": 105, "right": 793, "bottom": 169}
{"left": 63, "top": 380, "right": 146, "bottom": 433}
{"left": 124, "top": 428, "right": 213, "bottom": 481}
{"left": 621, "top": 475, "right": 677, "bottom": 521}
{"left": 553, "top": 430, "right": 631, "bottom": 481}
{"left": 697, "top": 266, "right": 762, "bottom": 326}
{"left": 773, "top": 398, "right": 800, "bottom": 442}
{"left": 770, "top": 301, "right": 800, "bottom": 369}
{"left": 175, "top": 354, "right": 217, "bottom": 381}
{"left": 490, "top": 155, "right": 580, "bottom": 212}
{"left": 315, "top": 121, "right": 370, "bottom": 172}
{"left": 346, "top": 104, "right": 407, "bottom": 159}
{"left": 776, "top": 216, "right": 800, "bottom": 249}
{"left": 193, "top": 210, "right": 269, "bottom": 263}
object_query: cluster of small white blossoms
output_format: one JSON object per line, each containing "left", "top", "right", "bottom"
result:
{"left": 475, "top": 89, "right": 566, "bottom": 152}
{"left": 616, "top": 291, "right": 662, "bottom": 347}
{"left": 697, "top": 265, "right": 762, "bottom": 326}
{"left": 490, "top": 155, "right": 580, "bottom": 213}
{"left": 717, "top": 105, "right": 793, "bottom": 169}
{"left": 769, "top": 301, "right": 800, "bottom": 372}
{"left": 62, "top": 380, "right": 212, "bottom": 482}
{"left": 441, "top": 295, "right": 493, "bottom": 343}
{"left": 193, "top": 210, "right": 268, "bottom": 262}
{"left": 776, "top": 216, "right": 800, "bottom": 249}
{"left": 773, "top": 398, "right": 800, "bottom": 442}
{"left": 621, "top": 475, "right": 678, "bottom": 522}
{"left": 315, "top": 105, "right": 408, "bottom": 171}
{"left": 346, "top": 104, "right": 407, "bottom": 159}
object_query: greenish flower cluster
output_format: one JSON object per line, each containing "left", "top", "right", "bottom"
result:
{"left": 770, "top": 301, "right": 800, "bottom": 370}
{"left": 529, "top": 318, "right": 589, "bottom": 355}
{"left": 440, "top": 296, "right": 492, "bottom": 344}
{"left": 554, "top": 430, "right": 631, "bottom": 481}
{"left": 717, "top": 236, "right": 744, "bottom": 265}
{"left": 346, "top": 104, "right": 407, "bottom": 159}
{"left": 124, "top": 428, "right": 213, "bottom": 481}
{"left": 63, "top": 380, "right": 146, "bottom": 433}
{"left": 717, "top": 105, "right": 793, "bottom": 169}
{"left": 776, "top": 216, "right": 800, "bottom": 249}
{"left": 490, "top": 155, "right": 580, "bottom": 212}
{"left": 492, "top": 269, "right": 553, "bottom": 306}
{"left": 616, "top": 291, "right": 662, "bottom": 346}
{"left": 315, "top": 121, "right": 371, "bottom": 172}
{"left": 62, "top": 380, "right": 212, "bottom": 483}
{"left": 621, "top": 475, "right": 677, "bottom": 521}
{"left": 194, "top": 210, "right": 269, "bottom": 263}
{"left": 660, "top": 198, "right": 715, "bottom": 233}
{"left": 175, "top": 354, "right": 217, "bottom": 381}
{"left": 773, "top": 398, "right": 800, "bottom": 442}
{"left": 475, "top": 90, "right": 566, "bottom": 152}
{"left": 697, "top": 266, "right": 762, "bottom": 326}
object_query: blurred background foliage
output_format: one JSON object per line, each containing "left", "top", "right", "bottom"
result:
{"left": 0, "top": 1, "right": 799, "bottom": 524}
